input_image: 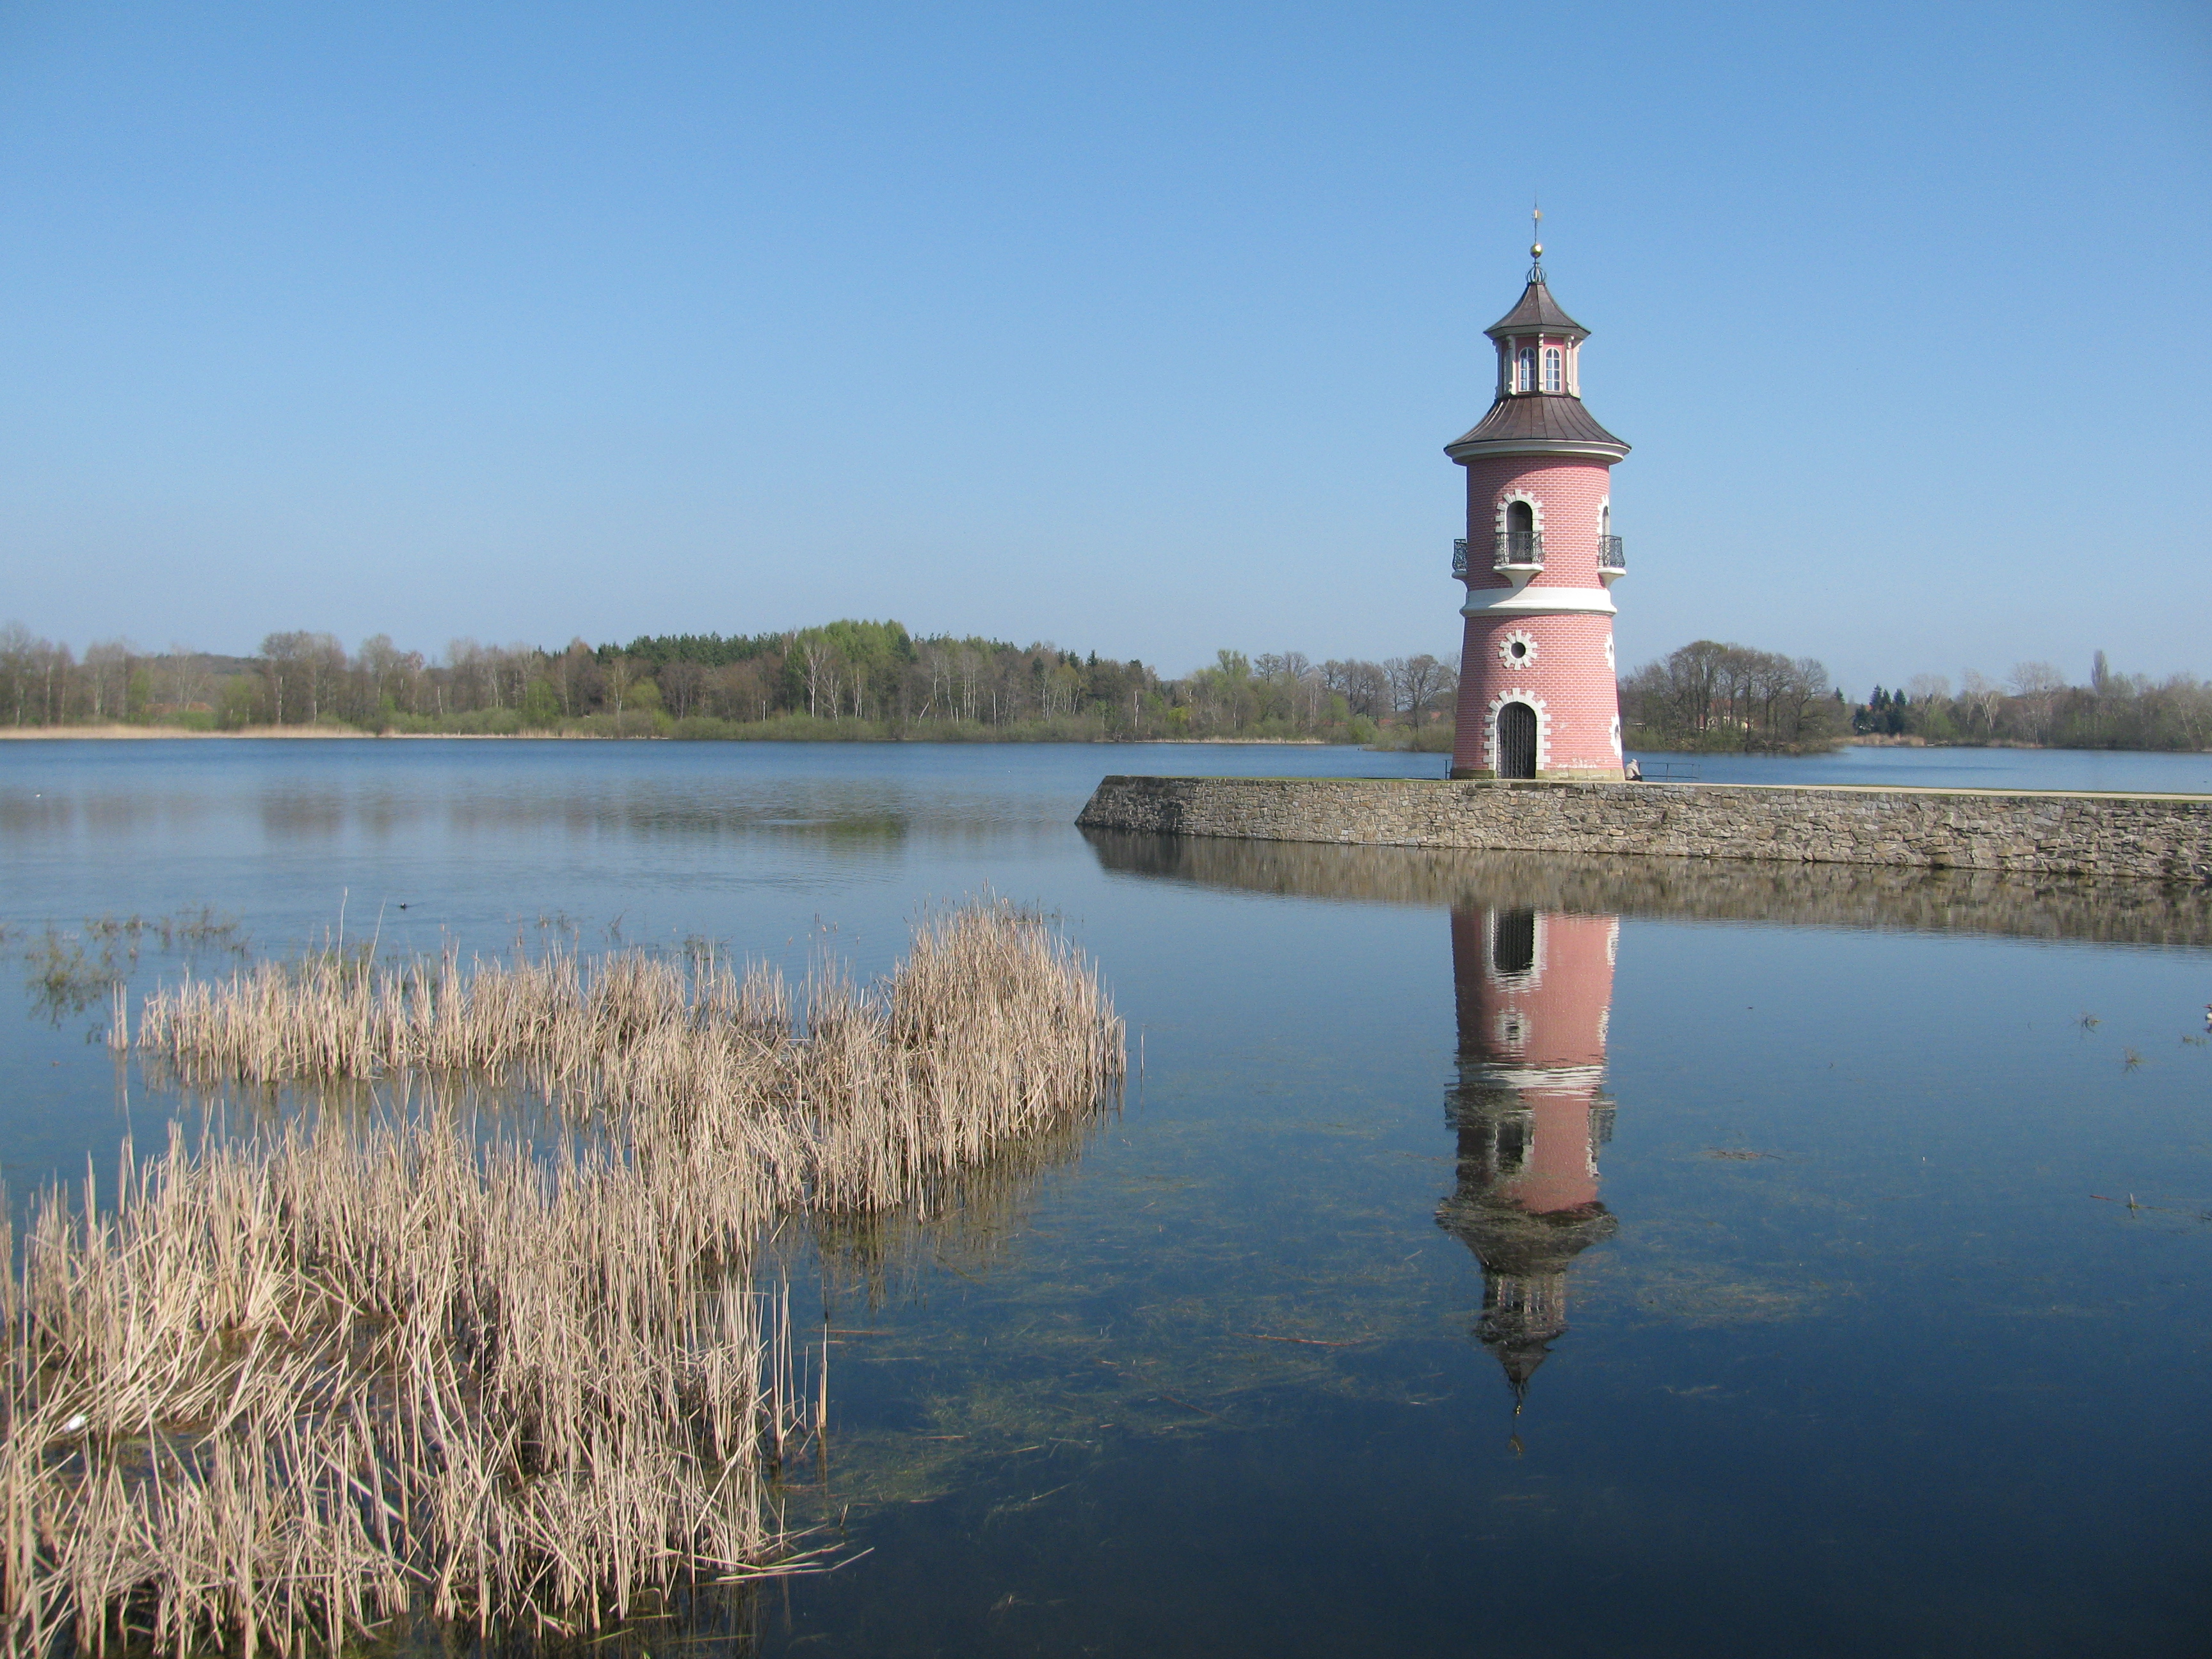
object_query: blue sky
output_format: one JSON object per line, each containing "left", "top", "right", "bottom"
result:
{"left": 1, "top": 1, "right": 2205, "bottom": 693}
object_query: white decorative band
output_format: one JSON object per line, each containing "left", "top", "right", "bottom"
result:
{"left": 1460, "top": 1062, "right": 1610, "bottom": 1091}
{"left": 1461, "top": 586, "right": 1617, "bottom": 617}
{"left": 1445, "top": 438, "right": 1628, "bottom": 463}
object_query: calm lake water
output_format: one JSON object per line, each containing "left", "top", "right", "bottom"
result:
{"left": 1627, "top": 742, "right": 2212, "bottom": 794}
{"left": 4, "top": 739, "right": 2210, "bottom": 1656}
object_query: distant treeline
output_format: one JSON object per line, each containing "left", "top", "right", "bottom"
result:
{"left": 1848, "top": 653, "right": 2212, "bottom": 751}
{"left": 1623, "top": 640, "right": 2212, "bottom": 754}
{"left": 0, "top": 620, "right": 1459, "bottom": 745}
{"left": 1619, "top": 639, "right": 1847, "bottom": 753}
{"left": 19, "top": 620, "right": 2190, "bottom": 755}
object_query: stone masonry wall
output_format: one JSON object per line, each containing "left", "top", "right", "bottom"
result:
{"left": 1075, "top": 776, "right": 2212, "bottom": 883}
{"left": 1078, "top": 831, "right": 2212, "bottom": 949}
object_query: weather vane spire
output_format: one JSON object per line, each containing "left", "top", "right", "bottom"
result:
{"left": 1530, "top": 199, "right": 1544, "bottom": 278}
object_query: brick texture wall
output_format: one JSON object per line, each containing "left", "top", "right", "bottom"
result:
{"left": 1460, "top": 457, "right": 1612, "bottom": 595}
{"left": 1454, "top": 454, "right": 1621, "bottom": 779}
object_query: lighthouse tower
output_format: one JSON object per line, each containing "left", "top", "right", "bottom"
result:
{"left": 1447, "top": 218, "right": 1630, "bottom": 780}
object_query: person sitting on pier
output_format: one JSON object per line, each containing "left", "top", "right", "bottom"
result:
{"left": 1623, "top": 758, "right": 1642, "bottom": 781}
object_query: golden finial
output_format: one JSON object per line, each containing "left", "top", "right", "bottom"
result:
{"left": 1530, "top": 200, "right": 1543, "bottom": 262}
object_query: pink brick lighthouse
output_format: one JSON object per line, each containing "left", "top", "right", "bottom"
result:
{"left": 1447, "top": 220, "right": 1630, "bottom": 780}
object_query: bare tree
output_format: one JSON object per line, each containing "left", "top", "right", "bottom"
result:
{"left": 445, "top": 640, "right": 489, "bottom": 712}
{"left": 713, "top": 659, "right": 770, "bottom": 721}
{"left": 799, "top": 639, "right": 838, "bottom": 719}
{"left": 83, "top": 639, "right": 134, "bottom": 722}
{"left": 1386, "top": 654, "right": 1452, "bottom": 725}
{"left": 1321, "top": 659, "right": 1389, "bottom": 719}
{"left": 2008, "top": 661, "right": 2066, "bottom": 743}
{"left": 556, "top": 640, "right": 599, "bottom": 716}
{"left": 260, "top": 632, "right": 311, "bottom": 725}
{"left": 659, "top": 660, "right": 707, "bottom": 719}
{"left": 602, "top": 655, "right": 639, "bottom": 726}
{"left": 164, "top": 643, "right": 210, "bottom": 712}
{"left": 1959, "top": 669, "right": 2003, "bottom": 736}
{"left": 0, "top": 622, "right": 38, "bottom": 725}
{"left": 358, "top": 635, "right": 406, "bottom": 714}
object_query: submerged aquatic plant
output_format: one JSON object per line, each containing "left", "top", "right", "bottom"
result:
{"left": 23, "top": 926, "right": 124, "bottom": 1024}
{"left": 4, "top": 904, "right": 1125, "bottom": 1653}
{"left": 20, "top": 910, "right": 250, "bottom": 1029}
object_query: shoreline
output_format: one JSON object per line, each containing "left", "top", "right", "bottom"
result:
{"left": 0, "top": 725, "right": 1355, "bottom": 746}
{"left": 0, "top": 725, "right": 532, "bottom": 741}
{"left": 4, "top": 725, "right": 2206, "bottom": 760}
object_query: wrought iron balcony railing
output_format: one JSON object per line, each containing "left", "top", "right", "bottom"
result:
{"left": 1598, "top": 534, "right": 1626, "bottom": 573}
{"left": 1494, "top": 529, "right": 1544, "bottom": 570}
{"left": 1452, "top": 538, "right": 1469, "bottom": 579}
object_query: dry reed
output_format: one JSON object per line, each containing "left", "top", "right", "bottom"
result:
{"left": 134, "top": 902, "right": 1124, "bottom": 1218}
{"left": 4, "top": 904, "right": 1123, "bottom": 1654}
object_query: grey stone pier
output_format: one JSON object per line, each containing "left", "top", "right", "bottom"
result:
{"left": 1075, "top": 776, "right": 2212, "bottom": 883}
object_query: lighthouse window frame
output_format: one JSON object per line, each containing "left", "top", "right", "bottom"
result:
{"left": 1541, "top": 346, "right": 1563, "bottom": 392}
{"left": 1492, "top": 490, "right": 1546, "bottom": 538}
{"left": 1516, "top": 346, "right": 1537, "bottom": 392}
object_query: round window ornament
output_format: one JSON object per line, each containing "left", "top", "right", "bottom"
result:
{"left": 1498, "top": 630, "right": 1539, "bottom": 669}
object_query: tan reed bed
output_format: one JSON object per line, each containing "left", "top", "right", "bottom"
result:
{"left": 5, "top": 904, "right": 1124, "bottom": 1654}
{"left": 131, "top": 902, "right": 1125, "bottom": 1216}
{"left": 2, "top": 1105, "right": 797, "bottom": 1658}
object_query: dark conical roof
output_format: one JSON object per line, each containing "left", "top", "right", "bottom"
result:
{"left": 1447, "top": 266, "right": 1629, "bottom": 464}
{"left": 1436, "top": 1195, "right": 1619, "bottom": 1278}
{"left": 1447, "top": 395, "right": 1629, "bottom": 461}
{"left": 1484, "top": 269, "right": 1589, "bottom": 341}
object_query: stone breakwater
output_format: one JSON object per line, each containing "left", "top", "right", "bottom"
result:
{"left": 1080, "top": 831, "right": 2212, "bottom": 947}
{"left": 1075, "top": 776, "right": 2212, "bottom": 883}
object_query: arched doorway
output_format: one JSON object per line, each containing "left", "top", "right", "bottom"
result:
{"left": 1497, "top": 702, "right": 1538, "bottom": 779}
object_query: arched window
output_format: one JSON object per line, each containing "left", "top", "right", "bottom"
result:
{"left": 1500, "top": 498, "right": 1538, "bottom": 568}
{"left": 1542, "top": 346, "right": 1563, "bottom": 392}
{"left": 1517, "top": 346, "right": 1536, "bottom": 392}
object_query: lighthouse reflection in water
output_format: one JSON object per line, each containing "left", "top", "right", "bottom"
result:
{"left": 1438, "top": 906, "right": 1620, "bottom": 1417}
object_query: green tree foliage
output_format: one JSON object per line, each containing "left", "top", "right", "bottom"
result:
{"left": 10, "top": 617, "right": 2207, "bottom": 754}
{"left": 0, "top": 618, "right": 1454, "bottom": 744}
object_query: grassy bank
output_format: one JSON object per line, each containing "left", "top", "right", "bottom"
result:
{"left": 2, "top": 714, "right": 1005, "bottom": 740}
{"left": 0, "top": 713, "right": 1374, "bottom": 743}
